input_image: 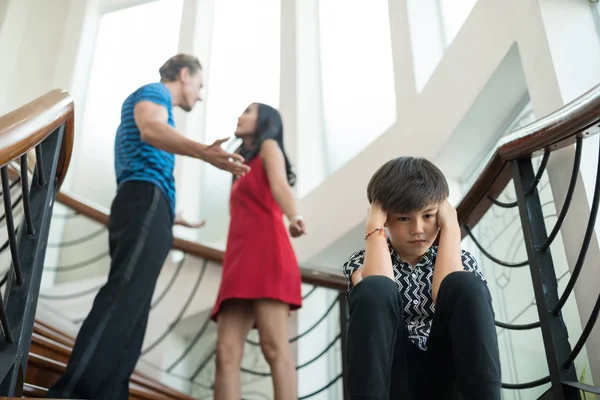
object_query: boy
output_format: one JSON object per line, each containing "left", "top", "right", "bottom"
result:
{"left": 342, "top": 157, "right": 501, "bottom": 399}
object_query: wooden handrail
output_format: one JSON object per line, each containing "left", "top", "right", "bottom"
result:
{"left": 0, "top": 89, "right": 74, "bottom": 189}
{"left": 55, "top": 191, "right": 347, "bottom": 291}
{"left": 457, "top": 83, "right": 600, "bottom": 234}
{"left": 55, "top": 191, "right": 225, "bottom": 263}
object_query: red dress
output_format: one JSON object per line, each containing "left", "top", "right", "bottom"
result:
{"left": 211, "top": 156, "right": 302, "bottom": 321}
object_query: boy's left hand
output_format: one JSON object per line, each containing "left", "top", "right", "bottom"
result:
{"left": 437, "top": 200, "right": 458, "bottom": 230}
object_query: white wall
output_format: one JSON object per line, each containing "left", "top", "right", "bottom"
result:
{"left": 0, "top": 0, "right": 8, "bottom": 29}
{"left": 0, "top": 0, "right": 63, "bottom": 112}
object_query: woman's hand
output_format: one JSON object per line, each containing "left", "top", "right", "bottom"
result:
{"left": 289, "top": 216, "right": 307, "bottom": 238}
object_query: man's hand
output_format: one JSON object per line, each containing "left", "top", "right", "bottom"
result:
{"left": 174, "top": 212, "right": 206, "bottom": 229}
{"left": 201, "top": 138, "right": 250, "bottom": 176}
{"left": 436, "top": 200, "right": 458, "bottom": 231}
{"left": 366, "top": 202, "right": 387, "bottom": 231}
{"left": 289, "top": 216, "right": 307, "bottom": 238}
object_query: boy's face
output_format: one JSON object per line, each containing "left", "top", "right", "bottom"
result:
{"left": 386, "top": 203, "right": 440, "bottom": 264}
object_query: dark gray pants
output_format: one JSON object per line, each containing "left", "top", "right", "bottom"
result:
{"left": 48, "top": 181, "right": 173, "bottom": 399}
{"left": 346, "top": 272, "right": 501, "bottom": 400}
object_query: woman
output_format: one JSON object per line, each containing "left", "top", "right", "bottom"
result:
{"left": 211, "top": 103, "right": 306, "bottom": 400}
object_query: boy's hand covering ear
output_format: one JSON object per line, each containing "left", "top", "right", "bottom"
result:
{"left": 436, "top": 200, "right": 458, "bottom": 230}
{"left": 366, "top": 202, "right": 387, "bottom": 230}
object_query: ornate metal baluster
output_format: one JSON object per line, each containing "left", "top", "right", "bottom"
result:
{"left": 511, "top": 157, "right": 579, "bottom": 400}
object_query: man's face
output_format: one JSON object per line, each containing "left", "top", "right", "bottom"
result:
{"left": 386, "top": 203, "right": 440, "bottom": 263}
{"left": 180, "top": 68, "right": 204, "bottom": 112}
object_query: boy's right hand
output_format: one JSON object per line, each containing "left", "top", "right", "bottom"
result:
{"left": 366, "top": 202, "right": 387, "bottom": 231}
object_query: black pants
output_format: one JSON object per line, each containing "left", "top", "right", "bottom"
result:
{"left": 48, "top": 181, "right": 173, "bottom": 400}
{"left": 346, "top": 272, "right": 501, "bottom": 400}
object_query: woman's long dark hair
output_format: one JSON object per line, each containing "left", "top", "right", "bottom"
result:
{"left": 237, "top": 103, "right": 296, "bottom": 186}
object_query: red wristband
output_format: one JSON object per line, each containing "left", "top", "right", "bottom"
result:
{"left": 365, "top": 226, "right": 386, "bottom": 240}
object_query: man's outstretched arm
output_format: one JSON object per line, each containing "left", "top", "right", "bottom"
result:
{"left": 134, "top": 101, "right": 249, "bottom": 175}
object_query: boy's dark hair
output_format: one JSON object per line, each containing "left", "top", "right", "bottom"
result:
{"left": 367, "top": 157, "right": 449, "bottom": 214}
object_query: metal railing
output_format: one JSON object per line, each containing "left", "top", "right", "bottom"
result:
{"left": 456, "top": 83, "right": 600, "bottom": 399}
{"left": 0, "top": 89, "right": 74, "bottom": 396}
{"left": 36, "top": 192, "right": 348, "bottom": 399}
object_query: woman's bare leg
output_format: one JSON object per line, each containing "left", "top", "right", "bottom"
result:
{"left": 254, "top": 300, "right": 296, "bottom": 400}
{"left": 213, "top": 300, "right": 254, "bottom": 400}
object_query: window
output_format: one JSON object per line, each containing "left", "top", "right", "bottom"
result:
{"left": 407, "top": 0, "right": 479, "bottom": 92}
{"left": 590, "top": 0, "right": 600, "bottom": 40}
{"left": 198, "top": 0, "right": 281, "bottom": 246}
{"left": 75, "top": 0, "right": 184, "bottom": 207}
{"left": 59, "top": 0, "right": 183, "bottom": 283}
{"left": 73, "top": 0, "right": 183, "bottom": 207}
{"left": 318, "top": 0, "right": 396, "bottom": 174}
{"left": 438, "top": 0, "right": 479, "bottom": 46}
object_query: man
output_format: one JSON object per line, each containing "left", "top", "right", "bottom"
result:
{"left": 48, "top": 54, "right": 250, "bottom": 399}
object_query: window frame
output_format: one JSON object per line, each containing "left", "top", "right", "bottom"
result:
{"left": 590, "top": 0, "right": 600, "bottom": 41}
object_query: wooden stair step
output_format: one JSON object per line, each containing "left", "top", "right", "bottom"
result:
{"left": 23, "top": 355, "right": 182, "bottom": 400}
{"left": 23, "top": 383, "right": 51, "bottom": 397}
{"left": 26, "top": 322, "right": 196, "bottom": 400}
{"left": 21, "top": 379, "right": 170, "bottom": 400}
{"left": 33, "top": 321, "right": 74, "bottom": 348}
{"left": 26, "top": 349, "right": 193, "bottom": 399}
{"left": 30, "top": 333, "right": 71, "bottom": 364}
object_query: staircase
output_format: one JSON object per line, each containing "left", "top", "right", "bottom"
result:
{"left": 0, "top": 84, "right": 598, "bottom": 399}
{"left": 24, "top": 320, "right": 195, "bottom": 399}
{"left": 0, "top": 89, "right": 347, "bottom": 398}
{"left": 0, "top": 90, "right": 211, "bottom": 399}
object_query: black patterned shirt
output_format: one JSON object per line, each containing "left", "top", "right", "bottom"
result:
{"left": 342, "top": 243, "right": 485, "bottom": 351}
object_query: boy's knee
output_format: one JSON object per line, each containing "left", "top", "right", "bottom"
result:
{"left": 439, "top": 271, "right": 489, "bottom": 303}
{"left": 348, "top": 275, "right": 398, "bottom": 311}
